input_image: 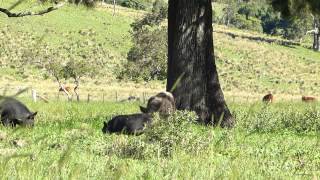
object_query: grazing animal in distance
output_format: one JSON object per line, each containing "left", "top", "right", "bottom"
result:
{"left": 262, "top": 93, "right": 273, "bottom": 103}
{"left": 59, "top": 86, "right": 72, "bottom": 94}
{"left": 0, "top": 97, "right": 37, "bottom": 127}
{"left": 120, "top": 96, "right": 140, "bottom": 102}
{"left": 102, "top": 113, "right": 152, "bottom": 135}
{"left": 140, "top": 91, "right": 176, "bottom": 117}
{"left": 302, "top": 96, "right": 316, "bottom": 102}
{"left": 128, "top": 96, "right": 140, "bottom": 101}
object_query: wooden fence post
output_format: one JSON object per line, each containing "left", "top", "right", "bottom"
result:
{"left": 87, "top": 94, "right": 90, "bottom": 103}
{"left": 32, "top": 89, "right": 37, "bottom": 102}
{"left": 143, "top": 92, "right": 146, "bottom": 104}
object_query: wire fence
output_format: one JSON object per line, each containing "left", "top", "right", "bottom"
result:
{"left": 0, "top": 85, "right": 158, "bottom": 103}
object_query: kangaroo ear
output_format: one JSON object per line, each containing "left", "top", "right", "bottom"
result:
{"left": 140, "top": 106, "right": 148, "bottom": 113}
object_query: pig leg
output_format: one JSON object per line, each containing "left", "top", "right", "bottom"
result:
{"left": 1, "top": 116, "right": 12, "bottom": 126}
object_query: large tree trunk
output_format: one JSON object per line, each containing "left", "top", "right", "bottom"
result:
{"left": 167, "top": 0, "right": 234, "bottom": 127}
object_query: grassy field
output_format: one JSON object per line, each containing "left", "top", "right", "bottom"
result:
{"left": 1, "top": 2, "right": 320, "bottom": 179}
{"left": 0, "top": 99, "right": 320, "bottom": 179}
{"left": 0, "top": 1, "right": 319, "bottom": 102}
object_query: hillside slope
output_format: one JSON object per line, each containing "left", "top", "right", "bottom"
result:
{"left": 0, "top": 1, "right": 319, "bottom": 102}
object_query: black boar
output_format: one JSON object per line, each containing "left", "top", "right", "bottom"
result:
{"left": 0, "top": 97, "right": 37, "bottom": 127}
{"left": 102, "top": 113, "right": 152, "bottom": 135}
{"left": 102, "top": 92, "right": 175, "bottom": 135}
{"left": 140, "top": 91, "right": 175, "bottom": 117}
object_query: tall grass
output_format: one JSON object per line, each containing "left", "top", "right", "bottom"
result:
{"left": 0, "top": 100, "right": 319, "bottom": 179}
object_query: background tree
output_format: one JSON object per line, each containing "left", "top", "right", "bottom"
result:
{"left": 270, "top": 0, "right": 320, "bottom": 51}
{"left": 63, "top": 59, "right": 98, "bottom": 101}
{"left": 40, "top": 47, "right": 73, "bottom": 100}
{"left": 121, "top": 0, "right": 167, "bottom": 81}
{"left": 167, "top": 0, "right": 234, "bottom": 127}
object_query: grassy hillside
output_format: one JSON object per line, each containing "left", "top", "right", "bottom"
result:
{"left": 214, "top": 25, "right": 320, "bottom": 100}
{"left": 0, "top": 1, "right": 319, "bottom": 102}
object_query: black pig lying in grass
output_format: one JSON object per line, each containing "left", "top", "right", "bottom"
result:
{"left": 102, "top": 113, "right": 152, "bottom": 135}
{"left": 102, "top": 91, "right": 175, "bottom": 135}
{"left": 0, "top": 97, "right": 37, "bottom": 127}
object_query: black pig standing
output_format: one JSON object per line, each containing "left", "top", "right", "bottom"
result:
{"left": 0, "top": 97, "right": 37, "bottom": 127}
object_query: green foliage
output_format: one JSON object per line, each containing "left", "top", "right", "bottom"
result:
{"left": 214, "top": 1, "right": 314, "bottom": 40}
{"left": 231, "top": 14, "right": 263, "bottom": 32}
{"left": 144, "top": 111, "right": 213, "bottom": 157}
{"left": 103, "top": 0, "right": 155, "bottom": 10}
{"left": 120, "top": 0, "right": 146, "bottom": 10}
{"left": 63, "top": 60, "right": 96, "bottom": 81}
{"left": 270, "top": 0, "right": 320, "bottom": 17}
{"left": 121, "top": 26, "right": 167, "bottom": 81}
{"left": 120, "top": 0, "right": 167, "bottom": 81}
{"left": 215, "top": 1, "right": 265, "bottom": 32}
{"left": 40, "top": 0, "right": 98, "bottom": 7}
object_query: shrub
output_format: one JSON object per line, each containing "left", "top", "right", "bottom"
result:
{"left": 231, "top": 14, "right": 263, "bottom": 33}
{"left": 104, "top": 111, "right": 214, "bottom": 159}
{"left": 119, "top": 0, "right": 168, "bottom": 81}
{"left": 40, "top": 0, "right": 98, "bottom": 7}
{"left": 144, "top": 111, "right": 214, "bottom": 157}
{"left": 121, "top": 26, "right": 167, "bottom": 81}
{"left": 120, "top": 0, "right": 146, "bottom": 10}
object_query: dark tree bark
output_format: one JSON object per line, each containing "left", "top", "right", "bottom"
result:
{"left": 167, "top": 0, "right": 234, "bottom": 127}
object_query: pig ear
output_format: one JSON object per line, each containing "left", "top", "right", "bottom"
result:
{"left": 28, "top": 112, "right": 38, "bottom": 118}
{"left": 140, "top": 106, "right": 148, "bottom": 113}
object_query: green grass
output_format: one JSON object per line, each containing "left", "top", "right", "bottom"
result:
{"left": 214, "top": 26, "right": 320, "bottom": 98}
{"left": 0, "top": 3, "right": 134, "bottom": 57}
{"left": 0, "top": 100, "right": 320, "bottom": 179}
{"left": 1, "top": 1, "right": 320, "bottom": 101}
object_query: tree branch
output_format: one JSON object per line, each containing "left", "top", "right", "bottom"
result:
{"left": 0, "top": 3, "right": 64, "bottom": 17}
{"left": 306, "top": 29, "right": 317, "bottom": 35}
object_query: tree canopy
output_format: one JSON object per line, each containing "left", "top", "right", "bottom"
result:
{"left": 271, "top": 0, "right": 320, "bottom": 17}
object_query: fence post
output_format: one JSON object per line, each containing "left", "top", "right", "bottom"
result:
{"left": 87, "top": 94, "right": 90, "bottom": 103}
{"left": 32, "top": 89, "right": 37, "bottom": 102}
{"left": 115, "top": 91, "right": 118, "bottom": 102}
{"left": 102, "top": 93, "right": 105, "bottom": 102}
{"left": 143, "top": 92, "right": 146, "bottom": 104}
{"left": 113, "top": 0, "right": 116, "bottom": 16}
